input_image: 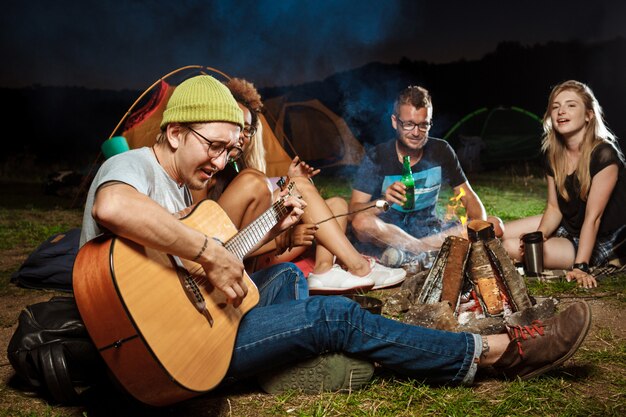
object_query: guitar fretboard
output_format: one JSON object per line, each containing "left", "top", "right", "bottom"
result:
{"left": 224, "top": 198, "right": 290, "bottom": 260}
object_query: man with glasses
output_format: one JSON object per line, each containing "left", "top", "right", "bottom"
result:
{"left": 79, "top": 75, "right": 307, "bottom": 306}
{"left": 349, "top": 85, "right": 489, "bottom": 263}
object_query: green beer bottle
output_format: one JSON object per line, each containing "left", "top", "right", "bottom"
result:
{"left": 401, "top": 155, "right": 415, "bottom": 210}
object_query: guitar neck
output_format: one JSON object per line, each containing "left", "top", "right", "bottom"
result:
{"left": 224, "top": 198, "right": 289, "bottom": 260}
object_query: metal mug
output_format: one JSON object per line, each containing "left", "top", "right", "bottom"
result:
{"left": 522, "top": 231, "right": 544, "bottom": 276}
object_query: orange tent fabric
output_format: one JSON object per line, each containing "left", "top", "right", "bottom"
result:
{"left": 122, "top": 80, "right": 176, "bottom": 150}
{"left": 117, "top": 74, "right": 292, "bottom": 177}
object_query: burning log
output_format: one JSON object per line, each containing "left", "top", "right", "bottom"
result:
{"left": 484, "top": 239, "right": 533, "bottom": 311}
{"left": 468, "top": 241, "right": 504, "bottom": 316}
{"left": 440, "top": 237, "right": 470, "bottom": 310}
{"left": 417, "top": 243, "right": 447, "bottom": 304}
{"left": 467, "top": 220, "right": 532, "bottom": 312}
{"left": 414, "top": 220, "right": 534, "bottom": 323}
{"left": 417, "top": 236, "right": 469, "bottom": 308}
{"left": 467, "top": 219, "right": 495, "bottom": 242}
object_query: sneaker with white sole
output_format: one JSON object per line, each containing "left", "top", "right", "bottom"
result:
{"left": 363, "top": 257, "right": 407, "bottom": 290}
{"left": 308, "top": 265, "right": 375, "bottom": 295}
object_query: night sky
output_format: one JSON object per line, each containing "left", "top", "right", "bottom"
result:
{"left": 2, "top": 0, "right": 625, "bottom": 90}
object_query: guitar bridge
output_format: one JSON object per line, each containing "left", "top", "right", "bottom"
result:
{"left": 172, "top": 255, "right": 214, "bottom": 326}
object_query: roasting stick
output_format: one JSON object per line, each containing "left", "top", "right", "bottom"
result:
{"left": 315, "top": 200, "right": 389, "bottom": 226}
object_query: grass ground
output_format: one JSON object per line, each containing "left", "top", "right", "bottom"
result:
{"left": 0, "top": 170, "right": 624, "bottom": 417}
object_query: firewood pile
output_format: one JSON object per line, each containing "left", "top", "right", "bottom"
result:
{"left": 383, "top": 220, "right": 557, "bottom": 334}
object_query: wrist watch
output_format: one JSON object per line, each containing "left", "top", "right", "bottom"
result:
{"left": 572, "top": 262, "right": 590, "bottom": 273}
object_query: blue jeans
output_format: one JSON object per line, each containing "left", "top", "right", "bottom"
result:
{"left": 249, "top": 262, "right": 309, "bottom": 303}
{"left": 228, "top": 263, "right": 480, "bottom": 385}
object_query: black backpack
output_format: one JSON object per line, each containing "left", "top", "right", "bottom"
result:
{"left": 7, "top": 296, "right": 106, "bottom": 404}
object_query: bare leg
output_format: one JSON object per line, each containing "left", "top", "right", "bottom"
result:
{"left": 542, "top": 238, "right": 576, "bottom": 269}
{"left": 351, "top": 211, "right": 456, "bottom": 255}
{"left": 501, "top": 215, "right": 576, "bottom": 268}
{"left": 312, "top": 196, "right": 348, "bottom": 273}
{"left": 501, "top": 215, "right": 542, "bottom": 261}
{"left": 217, "top": 168, "right": 273, "bottom": 229}
{"left": 479, "top": 334, "right": 509, "bottom": 366}
{"left": 291, "top": 177, "right": 370, "bottom": 276}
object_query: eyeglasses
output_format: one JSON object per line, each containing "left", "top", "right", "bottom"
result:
{"left": 242, "top": 124, "right": 257, "bottom": 139}
{"left": 187, "top": 126, "right": 243, "bottom": 162}
{"left": 395, "top": 116, "right": 433, "bottom": 132}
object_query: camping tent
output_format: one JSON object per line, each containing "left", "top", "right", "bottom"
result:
{"left": 102, "top": 66, "right": 377, "bottom": 178}
{"left": 73, "top": 66, "right": 288, "bottom": 204}
{"left": 444, "top": 106, "right": 543, "bottom": 172}
{"left": 79, "top": 65, "right": 366, "bottom": 204}
{"left": 263, "top": 96, "right": 365, "bottom": 171}
{"left": 97, "top": 66, "right": 294, "bottom": 178}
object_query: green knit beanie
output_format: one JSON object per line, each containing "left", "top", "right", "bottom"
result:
{"left": 160, "top": 75, "right": 244, "bottom": 129}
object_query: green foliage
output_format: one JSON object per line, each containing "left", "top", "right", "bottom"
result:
{"left": 313, "top": 176, "right": 353, "bottom": 200}
{"left": 0, "top": 406, "right": 70, "bottom": 417}
{"left": 244, "top": 371, "right": 625, "bottom": 416}
{"left": 0, "top": 208, "right": 82, "bottom": 250}
{"left": 526, "top": 274, "right": 626, "bottom": 300}
{"left": 578, "top": 326, "right": 626, "bottom": 367}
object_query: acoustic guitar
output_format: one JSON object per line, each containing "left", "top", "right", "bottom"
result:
{"left": 73, "top": 184, "right": 294, "bottom": 406}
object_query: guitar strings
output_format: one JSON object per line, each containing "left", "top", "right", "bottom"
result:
{"left": 182, "top": 196, "right": 289, "bottom": 289}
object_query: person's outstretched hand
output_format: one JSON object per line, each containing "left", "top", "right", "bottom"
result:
{"left": 566, "top": 268, "right": 598, "bottom": 289}
{"left": 288, "top": 156, "right": 320, "bottom": 179}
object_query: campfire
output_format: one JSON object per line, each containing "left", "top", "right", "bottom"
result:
{"left": 385, "top": 220, "right": 556, "bottom": 334}
{"left": 420, "top": 220, "right": 532, "bottom": 315}
{"left": 444, "top": 187, "right": 467, "bottom": 226}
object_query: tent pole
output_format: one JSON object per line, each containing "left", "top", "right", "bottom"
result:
{"left": 107, "top": 65, "right": 232, "bottom": 139}
{"left": 79, "top": 66, "right": 234, "bottom": 208}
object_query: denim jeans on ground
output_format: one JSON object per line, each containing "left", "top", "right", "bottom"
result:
{"left": 250, "top": 262, "right": 309, "bottom": 303}
{"left": 228, "top": 263, "right": 479, "bottom": 385}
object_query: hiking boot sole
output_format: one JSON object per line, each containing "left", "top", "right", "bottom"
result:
{"left": 257, "top": 353, "right": 374, "bottom": 394}
{"left": 520, "top": 300, "right": 592, "bottom": 380}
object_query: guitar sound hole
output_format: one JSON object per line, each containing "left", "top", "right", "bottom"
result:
{"left": 170, "top": 255, "right": 211, "bottom": 318}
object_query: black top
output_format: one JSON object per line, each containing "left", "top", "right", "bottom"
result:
{"left": 546, "top": 142, "right": 626, "bottom": 237}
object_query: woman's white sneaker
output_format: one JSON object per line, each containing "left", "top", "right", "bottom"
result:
{"left": 363, "top": 257, "right": 407, "bottom": 290}
{"left": 308, "top": 265, "right": 375, "bottom": 295}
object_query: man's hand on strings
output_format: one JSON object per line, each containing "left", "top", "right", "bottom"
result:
{"left": 199, "top": 243, "right": 247, "bottom": 308}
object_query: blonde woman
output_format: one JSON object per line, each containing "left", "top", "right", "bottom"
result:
{"left": 197, "top": 78, "right": 406, "bottom": 294}
{"left": 502, "top": 80, "right": 626, "bottom": 288}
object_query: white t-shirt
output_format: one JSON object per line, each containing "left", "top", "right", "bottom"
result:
{"left": 79, "top": 147, "right": 192, "bottom": 247}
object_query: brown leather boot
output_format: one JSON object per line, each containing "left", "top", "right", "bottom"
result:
{"left": 493, "top": 301, "right": 591, "bottom": 379}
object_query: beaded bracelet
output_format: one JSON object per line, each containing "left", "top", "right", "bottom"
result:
{"left": 192, "top": 234, "right": 209, "bottom": 262}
